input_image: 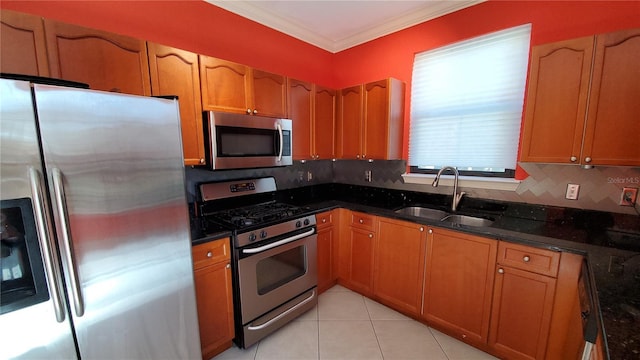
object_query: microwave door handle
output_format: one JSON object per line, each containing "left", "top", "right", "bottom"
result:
{"left": 29, "top": 168, "right": 66, "bottom": 323}
{"left": 276, "top": 123, "right": 283, "bottom": 162}
{"left": 51, "top": 168, "right": 85, "bottom": 317}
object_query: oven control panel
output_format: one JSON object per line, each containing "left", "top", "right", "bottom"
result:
{"left": 236, "top": 215, "right": 316, "bottom": 248}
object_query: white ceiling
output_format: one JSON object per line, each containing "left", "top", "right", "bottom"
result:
{"left": 206, "top": 0, "right": 486, "bottom": 53}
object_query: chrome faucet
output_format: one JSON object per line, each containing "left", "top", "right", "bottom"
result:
{"left": 432, "top": 166, "right": 466, "bottom": 212}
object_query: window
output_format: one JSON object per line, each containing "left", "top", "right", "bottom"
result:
{"left": 408, "top": 24, "right": 531, "bottom": 178}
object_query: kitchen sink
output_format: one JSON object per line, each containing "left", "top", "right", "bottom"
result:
{"left": 394, "top": 206, "right": 449, "bottom": 220}
{"left": 440, "top": 214, "right": 494, "bottom": 227}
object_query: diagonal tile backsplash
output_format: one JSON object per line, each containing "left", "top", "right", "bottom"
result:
{"left": 185, "top": 160, "right": 640, "bottom": 215}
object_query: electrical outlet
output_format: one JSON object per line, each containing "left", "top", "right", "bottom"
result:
{"left": 297, "top": 171, "right": 304, "bottom": 182}
{"left": 364, "top": 170, "right": 372, "bottom": 182}
{"left": 565, "top": 184, "right": 580, "bottom": 200}
{"left": 620, "top": 187, "right": 638, "bottom": 206}
{"left": 306, "top": 171, "right": 313, "bottom": 182}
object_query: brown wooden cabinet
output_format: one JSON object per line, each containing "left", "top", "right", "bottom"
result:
{"left": 44, "top": 19, "right": 151, "bottom": 95}
{"left": 288, "top": 79, "right": 337, "bottom": 160}
{"left": 316, "top": 210, "right": 338, "bottom": 294}
{"left": 521, "top": 28, "right": 640, "bottom": 166}
{"left": 337, "top": 210, "right": 376, "bottom": 297}
{"left": 488, "top": 242, "right": 561, "bottom": 360}
{"left": 147, "top": 43, "right": 205, "bottom": 166}
{"left": 200, "top": 56, "right": 286, "bottom": 117}
{"left": 337, "top": 78, "right": 404, "bottom": 160}
{"left": 192, "top": 238, "right": 234, "bottom": 360}
{"left": 314, "top": 85, "right": 337, "bottom": 159}
{"left": 374, "top": 217, "right": 426, "bottom": 316}
{"left": 1, "top": 10, "right": 49, "bottom": 76}
{"left": 422, "top": 227, "right": 497, "bottom": 347}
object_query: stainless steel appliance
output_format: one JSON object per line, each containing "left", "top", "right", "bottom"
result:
{"left": 0, "top": 78, "right": 201, "bottom": 359}
{"left": 198, "top": 177, "right": 317, "bottom": 348}
{"left": 204, "top": 111, "right": 292, "bottom": 170}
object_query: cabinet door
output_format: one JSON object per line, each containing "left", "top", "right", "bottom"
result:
{"left": 583, "top": 28, "right": 640, "bottom": 166}
{"left": 374, "top": 218, "right": 426, "bottom": 316}
{"left": 288, "top": 79, "right": 313, "bottom": 160}
{"left": 520, "top": 37, "right": 594, "bottom": 164}
{"left": 338, "top": 85, "right": 363, "bottom": 159}
{"left": 252, "top": 69, "right": 287, "bottom": 118}
{"left": 147, "top": 43, "right": 205, "bottom": 166}
{"left": 423, "top": 228, "right": 497, "bottom": 345}
{"left": 193, "top": 260, "right": 234, "bottom": 360}
{"left": 317, "top": 220, "right": 335, "bottom": 294}
{"left": 199, "top": 56, "right": 251, "bottom": 114}
{"left": 489, "top": 266, "right": 557, "bottom": 360}
{"left": 314, "top": 85, "right": 337, "bottom": 159}
{"left": 346, "top": 226, "right": 375, "bottom": 296}
{"left": 44, "top": 19, "right": 151, "bottom": 95}
{"left": 1, "top": 10, "right": 49, "bottom": 76}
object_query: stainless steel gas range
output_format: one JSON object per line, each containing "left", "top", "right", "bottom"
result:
{"left": 197, "top": 177, "right": 317, "bottom": 348}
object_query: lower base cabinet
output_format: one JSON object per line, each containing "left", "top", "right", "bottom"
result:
{"left": 192, "top": 238, "right": 234, "bottom": 360}
{"left": 316, "top": 210, "right": 338, "bottom": 294}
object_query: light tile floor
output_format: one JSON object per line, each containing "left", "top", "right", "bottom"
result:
{"left": 213, "top": 285, "right": 498, "bottom": 360}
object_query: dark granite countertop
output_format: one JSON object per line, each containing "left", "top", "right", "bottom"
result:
{"left": 191, "top": 182, "right": 640, "bottom": 359}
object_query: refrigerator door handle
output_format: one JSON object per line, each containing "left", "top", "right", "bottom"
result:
{"left": 51, "top": 168, "right": 85, "bottom": 317}
{"left": 29, "top": 167, "right": 67, "bottom": 323}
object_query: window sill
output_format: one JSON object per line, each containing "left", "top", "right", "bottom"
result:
{"left": 401, "top": 173, "right": 521, "bottom": 191}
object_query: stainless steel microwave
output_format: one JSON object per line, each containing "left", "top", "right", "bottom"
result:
{"left": 205, "top": 111, "right": 292, "bottom": 170}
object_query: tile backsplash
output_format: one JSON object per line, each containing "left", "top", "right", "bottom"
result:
{"left": 185, "top": 160, "right": 640, "bottom": 215}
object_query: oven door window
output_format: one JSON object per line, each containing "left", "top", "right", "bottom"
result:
{"left": 217, "top": 126, "right": 281, "bottom": 157}
{"left": 256, "top": 245, "right": 306, "bottom": 295}
{"left": 1, "top": 198, "right": 49, "bottom": 314}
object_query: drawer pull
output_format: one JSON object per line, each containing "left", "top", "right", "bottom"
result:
{"left": 498, "top": 268, "right": 505, "bottom": 274}
{"left": 368, "top": 233, "right": 373, "bottom": 238}
{"left": 359, "top": 219, "right": 364, "bottom": 224}
{"left": 523, "top": 255, "right": 530, "bottom": 263}
{"left": 206, "top": 251, "right": 212, "bottom": 258}
{"left": 322, "top": 219, "right": 327, "bottom": 223}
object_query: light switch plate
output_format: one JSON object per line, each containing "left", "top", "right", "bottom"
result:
{"left": 565, "top": 184, "right": 580, "bottom": 200}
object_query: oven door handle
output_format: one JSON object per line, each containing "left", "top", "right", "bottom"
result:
{"left": 242, "top": 227, "right": 315, "bottom": 254}
{"left": 247, "top": 289, "right": 316, "bottom": 331}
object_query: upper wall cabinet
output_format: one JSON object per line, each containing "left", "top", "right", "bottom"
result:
{"left": 44, "top": 19, "right": 151, "bottom": 95}
{"left": 337, "top": 78, "right": 405, "bottom": 160}
{"left": 1, "top": 10, "right": 49, "bottom": 76}
{"left": 288, "top": 79, "right": 336, "bottom": 160}
{"left": 521, "top": 28, "right": 640, "bottom": 166}
{"left": 199, "top": 56, "right": 287, "bottom": 118}
{"left": 147, "top": 42, "right": 205, "bottom": 166}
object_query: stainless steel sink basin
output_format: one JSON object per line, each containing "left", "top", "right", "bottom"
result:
{"left": 394, "top": 206, "right": 449, "bottom": 220}
{"left": 441, "top": 214, "right": 494, "bottom": 227}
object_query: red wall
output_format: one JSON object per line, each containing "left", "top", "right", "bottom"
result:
{"left": 3, "top": 0, "right": 639, "bottom": 175}
{"left": 0, "top": 0, "right": 336, "bottom": 87}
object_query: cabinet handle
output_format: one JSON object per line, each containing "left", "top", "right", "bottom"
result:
{"left": 419, "top": 227, "right": 424, "bottom": 232}
{"left": 199, "top": 158, "right": 205, "bottom": 165}
{"left": 359, "top": 219, "right": 364, "bottom": 224}
{"left": 523, "top": 255, "right": 530, "bottom": 262}
{"left": 498, "top": 268, "right": 505, "bottom": 274}
{"left": 246, "top": 108, "right": 252, "bottom": 114}
{"left": 428, "top": 229, "right": 433, "bottom": 234}
{"left": 207, "top": 251, "right": 212, "bottom": 258}
{"left": 322, "top": 219, "right": 327, "bottom": 223}
{"left": 368, "top": 233, "right": 373, "bottom": 238}
{"left": 356, "top": 154, "right": 361, "bottom": 159}
{"left": 584, "top": 157, "right": 592, "bottom": 163}
{"left": 570, "top": 156, "right": 577, "bottom": 162}
{"left": 226, "top": 263, "right": 231, "bottom": 269}
{"left": 253, "top": 109, "right": 258, "bottom": 115}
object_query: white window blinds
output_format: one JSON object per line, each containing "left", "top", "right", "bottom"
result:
{"left": 408, "top": 24, "right": 531, "bottom": 174}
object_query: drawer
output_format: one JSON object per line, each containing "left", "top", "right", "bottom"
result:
{"left": 316, "top": 211, "right": 334, "bottom": 228}
{"left": 498, "top": 241, "right": 560, "bottom": 277}
{"left": 350, "top": 211, "right": 376, "bottom": 231}
{"left": 192, "top": 237, "right": 230, "bottom": 270}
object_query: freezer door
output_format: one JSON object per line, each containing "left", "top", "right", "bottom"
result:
{"left": 0, "top": 79, "right": 77, "bottom": 359}
{"left": 33, "top": 85, "right": 201, "bottom": 359}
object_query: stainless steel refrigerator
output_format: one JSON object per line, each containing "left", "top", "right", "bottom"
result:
{"left": 0, "top": 78, "right": 201, "bottom": 359}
